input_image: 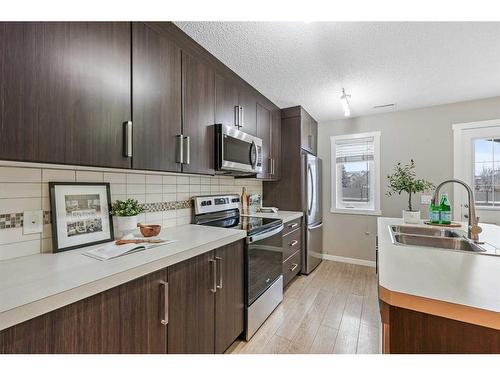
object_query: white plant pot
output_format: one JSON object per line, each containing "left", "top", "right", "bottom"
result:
{"left": 116, "top": 215, "right": 138, "bottom": 234}
{"left": 403, "top": 210, "right": 421, "bottom": 224}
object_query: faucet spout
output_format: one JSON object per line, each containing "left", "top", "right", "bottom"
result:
{"left": 432, "top": 179, "right": 481, "bottom": 242}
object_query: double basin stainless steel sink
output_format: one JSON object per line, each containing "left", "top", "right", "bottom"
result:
{"left": 389, "top": 225, "right": 492, "bottom": 254}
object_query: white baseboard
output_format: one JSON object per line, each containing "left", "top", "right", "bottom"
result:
{"left": 322, "top": 253, "right": 376, "bottom": 268}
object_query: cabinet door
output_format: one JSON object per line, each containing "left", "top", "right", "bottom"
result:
{"left": 214, "top": 240, "right": 245, "bottom": 353}
{"left": 132, "top": 22, "right": 182, "bottom": 172}
{"left": 0, "top": 22, "right": 132, "bottom": 168}
{"left": 256, "top": 102, "right": 272, "bottom": 179}
{"left": 120, "top": 269, "right": 168, "bottom": 354}
{"left": 168, "top": 251, "right": 215, "bottom": 354}
{"left": 301, "top": 111, "right": 318, "bottom": 155}
{"left": 215, "top": 73, "right": 239, "bottom": 127}
{"left": 239, "top": 87, "right": 257, "bottom": 135}
{"left": 181, "top": 50, "right": 215, "bottom": 175}
{"left": 270, "top": 107, "right": 282, "bottom": 180}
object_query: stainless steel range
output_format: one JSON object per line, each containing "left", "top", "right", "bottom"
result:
{"left": 193, "top": 194, "right": 284, "bottom": 340}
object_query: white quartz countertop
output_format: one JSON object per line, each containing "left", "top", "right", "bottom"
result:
{"left": 378, "top": 217, "right": 500, "bottom": 313}
{"left": 0, "top": 224, "right": 246, "bottom": 330}
{"left": 242, "top": 210, "right": 303, "bottom": 223}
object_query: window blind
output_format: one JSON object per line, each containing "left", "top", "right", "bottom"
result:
{"left": 335, "top": 137, "right": 374, "bottom": 163}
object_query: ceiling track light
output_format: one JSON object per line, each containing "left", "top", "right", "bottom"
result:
{"left": 340, "top": 88, "right": 351, "bottom": 117}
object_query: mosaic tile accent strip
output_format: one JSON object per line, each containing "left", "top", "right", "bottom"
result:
{"left": 0, "top": 201, "right": 192, "bottom": 229}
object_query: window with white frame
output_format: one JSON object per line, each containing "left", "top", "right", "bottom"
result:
{"left": 330, "top": 132, "right": 381, "bottom": 215}
{"left": 472, "top": 137, "right": 500, "bottom": 207}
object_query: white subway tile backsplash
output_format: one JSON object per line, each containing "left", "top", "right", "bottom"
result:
{"left": 0, "top": 197, "right": 41, "bottom": 214}
{"left": 0, "top": 239, "right": 41, "bottom": 260}
{"left": 146, "top": 193, "right": 162, "bottom": 203}
{"left": 0, "top": 183, "right": 41, "bottom": 198}
{"left": 103, "top": 172, "right": 126, "bottom": 184}
{"left": 0, "top": 227, "right": 40, "bottom": 245}
{"left": 0, "top": 162, "right": 262, "bottom": 260}
{"left": 146, "top": 184, "right": 162, "bottom": 194}
{"left": 127, "top": 184, "right": 146, "bottom": 195}
{"left": 176, "top": 184, "right": 189, "bottom": 193}
{"left": 177, "top": 176, "right": 189, "bottom": 184}
{"left": 162, "top": 176, "right": 177, "bottom": 185}
{"left": 76, "top": 171, "right": 103, "bottom": 182}
{"left": 163, "top": 193, "right": 177, "bottom": 202}
{"left": 189, "top": 176, "right": 200, "bottom": 185}
{"left": 126, "top": 173, "right": 146, "bottom": 184}
{"left": 0, "top": 167, "right": 41, "bottom": 183}
{"left": 162, "top": 185, "right": 176, "bottom": 194}
{"left": 110, "top": 184, "right": 126, "bottom": 196}
{"left": 146, "top": 175, "right": 162, "bottom": 184}
{"left": 42, "top": 169, "right": 75, "bottom": 182}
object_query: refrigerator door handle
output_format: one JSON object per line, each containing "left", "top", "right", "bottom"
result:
{"left": 307, "top": 164, "right": 314, "bottom": 216}
{"left": 308, "top": 222, "right": 323, "bottom": 230}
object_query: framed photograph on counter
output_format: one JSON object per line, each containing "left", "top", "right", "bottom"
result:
{"left": 49, "top": 182, "right": 114, "bottom": 253}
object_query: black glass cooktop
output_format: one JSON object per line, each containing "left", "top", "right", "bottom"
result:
{"left": 201, "top": 216, "right": 281, "bottom": 235}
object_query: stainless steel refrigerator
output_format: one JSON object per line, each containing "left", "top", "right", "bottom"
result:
{"left": 302, "top": 151, "right": 323, "bottom": 274}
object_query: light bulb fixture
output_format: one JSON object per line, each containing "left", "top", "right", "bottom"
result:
{"left": 340, "top": 88, "right": 351, "bottom": 117}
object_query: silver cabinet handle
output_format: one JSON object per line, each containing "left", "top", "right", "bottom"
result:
{"left": 240, "top": 106, "right": 244, "bottom": 128}
{"left": 183, "top": 136, "right": 190, "bottom": 165}
{"left": 271, "top": 158, "right": 275, "bottom": 175}
{"left": 159, "top": 281, "right": 168, "bottom": 325}
{"left": 175, "top": 134, "right": 184, "bottom": 164}
{"left": 123, "top": 121, "right": 133, "bottom": 157}
{"left": 234, "top": 106, "right": 240, "bottom": 128}
{"left": 215, "top": 256, "right": 223, "bottom": 289}
{"left": 209, "top": 259, "right": 217, "bottom": 293}
{"left": 289, "top": 240, "right": 298, "bottom": 247}
{"left": 290, "top": 263, "right": 298, "bottom": 272}
{"left": 288, "top": 222, "right": 298, "bottom": 229}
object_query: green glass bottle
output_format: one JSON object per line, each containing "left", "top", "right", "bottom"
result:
{"left": 429, "top": 202, "right": 440, "bottom": 224}
{"left": 439, "top": 193, "right": 451, "bottom": 224}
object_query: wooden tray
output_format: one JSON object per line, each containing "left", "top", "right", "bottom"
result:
{"left": 423, "top": 221, "right": 462, "bottom": 228}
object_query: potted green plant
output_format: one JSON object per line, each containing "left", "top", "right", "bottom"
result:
{"left": 386, "top": 159, "right": 434, "bottom": 224}
{"left": 111, "top": 198, "right": 144, "bottom": 234}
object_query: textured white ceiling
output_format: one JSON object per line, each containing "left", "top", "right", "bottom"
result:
{"left": 175, "top": 22, "right": 500, "bottom": 122}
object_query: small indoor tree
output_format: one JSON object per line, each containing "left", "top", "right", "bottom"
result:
{"left": 386, "top": 159, "right": 434, "bottom": 222}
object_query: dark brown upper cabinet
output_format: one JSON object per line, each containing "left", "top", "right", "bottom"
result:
{"left": 181, "top": 50, "right": 216, "bottom": 175}
{"left": 215, "top": 73, "right": 257, "bottom": 136}
{"left": 300, "top": 109, "right": 318, "bottom": 155}
{"left": 257, "top": 102, "right": 281, "bottom": 180}
{"left": 215, "top": 73, "right": 239, "bottom": 128}
{"left": 132, "top": 22, "right": 182, "bottom": 173}
{"left": 0, "top": 22, "right": 132, "bottom": 168}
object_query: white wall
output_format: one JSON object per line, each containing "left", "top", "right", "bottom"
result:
{"left": 318, "top": 96, "right": 500, "bottom": 262}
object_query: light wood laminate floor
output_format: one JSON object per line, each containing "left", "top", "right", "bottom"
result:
{"left": 226, "top": 260, "right": 381, "bottom": 354}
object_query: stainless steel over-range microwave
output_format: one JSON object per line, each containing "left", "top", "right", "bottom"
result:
{"left": 214, "top": 124, "right": 263, "bottom": 175}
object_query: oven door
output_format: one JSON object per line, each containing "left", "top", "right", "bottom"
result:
{"left": 215, "top": 124, "right": 263, "bottom": 173}
{"left": 246, "top": 223, "right": 284, "bottom": 306}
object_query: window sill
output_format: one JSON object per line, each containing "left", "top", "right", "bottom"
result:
{"left": 330, "top": 208, "right": 382, "bottom": 216}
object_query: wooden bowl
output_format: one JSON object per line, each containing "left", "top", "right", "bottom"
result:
{"left": 138, "top": 224, "right": 161, "bottom": 237}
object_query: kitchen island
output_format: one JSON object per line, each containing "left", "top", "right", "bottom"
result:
{"left": 377, "top": 217, "right": 500, "bottom": 353}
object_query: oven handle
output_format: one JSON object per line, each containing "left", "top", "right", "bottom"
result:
{"left": 247, "top": 224, "right": 284, "bottom": 244}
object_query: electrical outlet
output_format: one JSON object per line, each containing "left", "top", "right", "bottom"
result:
{"left": 23, "top": 210, "right": 43, "bottom": 234}
{"left": 420, "top": 194, "right": 432, "bottom": 205}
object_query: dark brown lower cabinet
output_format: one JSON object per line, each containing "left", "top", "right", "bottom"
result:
{"left": 214, "top": 241, "right": 245, "bottom": 353}
{"left": 168, "top": 240, "right": 245, "bottom": 354}
{"left": 168, "top": 251, "right": 216, "bottom": 354}
{"left": 0, "top": 240, "right": 244, "bottom": 354}
{"left": 120, "top": 269, "right": 168, "bottom": 354}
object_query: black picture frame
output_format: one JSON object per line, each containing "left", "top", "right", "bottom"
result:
{"left": 49, "top": 182, "right": 114, "bottom": 253}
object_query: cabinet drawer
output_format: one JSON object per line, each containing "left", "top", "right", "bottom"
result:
{"left": 283, "top": 228, "right": 301, "bottom": 261}
{"left": 283, "top": 250, "right": 301, "bottom": 287}
{"left": 283, "top": 218, "right": 302, "bottom": 236}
